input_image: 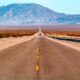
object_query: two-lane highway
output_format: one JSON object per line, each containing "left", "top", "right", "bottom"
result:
{"left": 0, "top": 30, "right": 80, "bottom": 80}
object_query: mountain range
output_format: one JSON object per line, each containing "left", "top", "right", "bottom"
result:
{"left": 0, "top": 3, "right": 80, "bottom": 25}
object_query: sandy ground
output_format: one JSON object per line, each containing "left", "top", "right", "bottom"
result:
{"left": 0, "top": 36, "right": 34, "bottom": 50}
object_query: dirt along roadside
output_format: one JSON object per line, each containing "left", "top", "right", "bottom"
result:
{"left": 0, "top": 36, "right": 34, "bottom": 51}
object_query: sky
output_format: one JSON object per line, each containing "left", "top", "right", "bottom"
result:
{"left": 0, "top": 0, "right": 80, "bottom": 14}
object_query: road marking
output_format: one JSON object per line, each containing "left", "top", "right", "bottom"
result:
{"left": 36, "top": 65, "right": 40, "bottom": 71}
{"left": 36, "top": 55, "right": 39, "bottom": 59}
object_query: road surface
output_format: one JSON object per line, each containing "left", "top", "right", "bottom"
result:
{"left": 0, "top": 31, "right": 80, "bottom": 80}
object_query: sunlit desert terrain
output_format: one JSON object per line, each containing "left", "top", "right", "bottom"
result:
{"left": 0, "top": 36, "right": 35, "bottom": 50}
{"left": 0, "top": 27, "right": 80, "bottom": 80}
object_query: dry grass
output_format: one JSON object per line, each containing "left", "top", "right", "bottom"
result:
{"left": 44, "top": 30, "right": 80, "bottom": 37}
{"left": 0, "top": 29, "right": 37, "bottom": 38}
{"left": 43, "top": 30, "right": 80, "bottom": 41}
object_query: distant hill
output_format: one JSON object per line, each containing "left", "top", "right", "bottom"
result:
{"left": 0, "top": 3, "right": 80, "bottom": 25}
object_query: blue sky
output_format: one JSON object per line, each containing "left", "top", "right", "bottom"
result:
{"left": 0, "top": 0, "right": 80, "bottom": 14}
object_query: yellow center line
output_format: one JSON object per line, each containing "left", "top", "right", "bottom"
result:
{"left": 35, "top": 46, "right": 40, "bottom": 70}
{"left": 36, "top": 54, "right": 40, "bottom": 71}
{"left": 36, "top": 55, "right": 39, "bottom": 59}
{"left": 35, "top": 41, "right": 40, "bottom": 80}
{"left": 36, "top": 65, "right": 40, "bottom": 71}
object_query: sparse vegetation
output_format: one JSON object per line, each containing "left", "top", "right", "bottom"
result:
{"left": 44, "top": 30, "right": 80, "bottom": 37}
{"left": 0, "top": 29, "right": 37, "bottom": 38}
{"left": 44, "top": 30, "right": 80, "bottom": 42}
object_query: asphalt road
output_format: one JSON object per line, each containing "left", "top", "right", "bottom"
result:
{"left": 0, "top": 32, "right": 80, "bottom": 80}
